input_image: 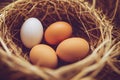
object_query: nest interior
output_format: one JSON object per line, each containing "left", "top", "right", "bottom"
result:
{"left": 2, "top": 0, "right": 100, "bottom": 59}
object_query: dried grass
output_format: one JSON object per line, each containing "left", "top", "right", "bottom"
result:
{"left": 0, "top": 0, "right": 120, "bottom": 80}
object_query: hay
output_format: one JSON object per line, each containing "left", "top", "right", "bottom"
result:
{"left": 0, "top": 0, "right": 120, "bottom": 80}
{"left": 86, "top": 0, "right": 120, "bottom": 42}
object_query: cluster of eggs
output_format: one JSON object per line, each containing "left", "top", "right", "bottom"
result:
{"left": 20, "top": 18, "right": 89, "bottom": 68}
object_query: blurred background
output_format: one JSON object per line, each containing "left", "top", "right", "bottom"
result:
{"left": 0, "top": 0, "right": 13, "bottom": 9}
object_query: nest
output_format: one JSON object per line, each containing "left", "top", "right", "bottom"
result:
{"left": 86, "top": 0, "right": 120, "bottom": 42}
{"left": 0, "top": 0, "right": 120, "bottom": 80}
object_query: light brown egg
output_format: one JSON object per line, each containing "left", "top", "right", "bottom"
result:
{"left": 56, "top": 37, "right": 89, "bottom": 63}
{"left": 30, "top": 44, "right": 58, "bottom": 68}
{"left": 45, "top": 21, "right": 72, "bottom": 45}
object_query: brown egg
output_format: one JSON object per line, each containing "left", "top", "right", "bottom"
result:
{"left": 45, "top": 21, "right": 72, "bottom": 45}
{"left": 56, "top": 37, "right": 89, "bottom": 63}
{"left": 30, "top": 44, "right": 58, "bottom": 68}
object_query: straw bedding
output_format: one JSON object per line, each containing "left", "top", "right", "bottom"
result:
{"left": 0, "top": 0, "right": 120, "bottom": 80}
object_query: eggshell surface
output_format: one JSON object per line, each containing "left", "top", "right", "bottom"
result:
{"left": 45, "top": 21, "right": 72, "bottom": 45}
{"left": 30, "top": 44, "right": 58, "bottom": 68}
{"left": 56, "top": 38, "right": 89, "bottom": 63}
{"left": 20, "top": 18, "right": 43, "bottom": 48}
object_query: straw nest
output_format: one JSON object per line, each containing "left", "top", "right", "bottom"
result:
{"left": 0, "top": 0, "right": 120, "bottom": 80}
{"left": 87, "top": 0, "right": 120, "bottom": 42}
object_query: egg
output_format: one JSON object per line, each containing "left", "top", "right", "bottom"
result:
{"left": 30, "top": 44, "right": 58, "bottom": 68}
{"left": 56, "top": 37, "right": 89, "bottom": 63}
{"left": 20, "top": 18, "right": 43, "bottom": 48}
{"left": 45, "top": 21, "right": 72, "bottom": 45}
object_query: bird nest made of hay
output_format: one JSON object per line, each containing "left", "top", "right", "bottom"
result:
{"left": 0, "top": 0, "right": 120, "bottom": 80}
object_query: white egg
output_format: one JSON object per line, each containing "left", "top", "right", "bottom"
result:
{"left": 20, "top": 18, "right": 43, "bottom": 48}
